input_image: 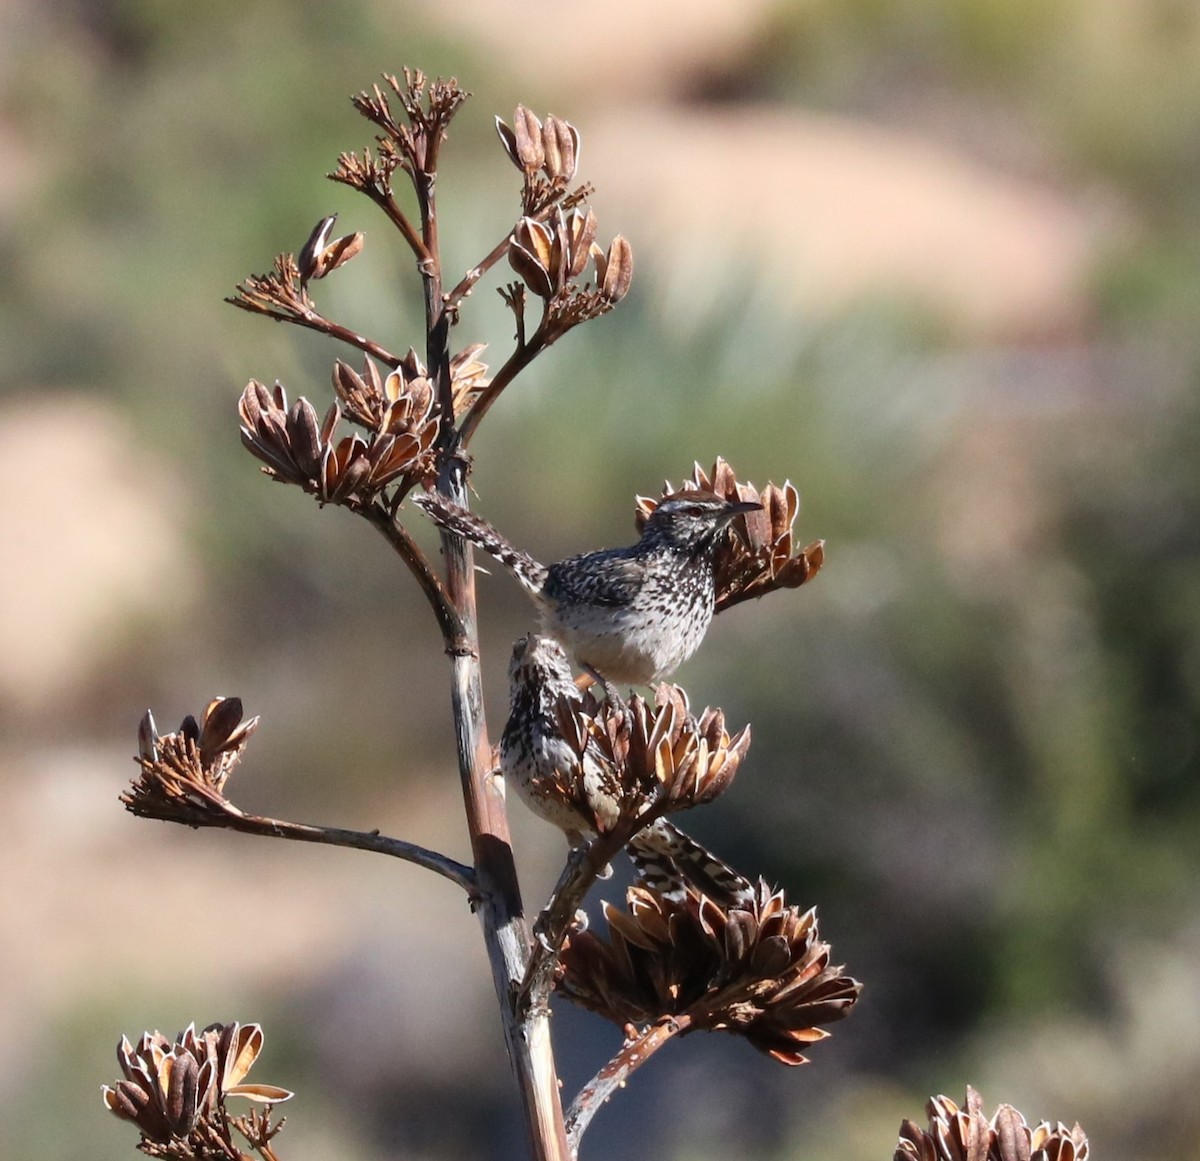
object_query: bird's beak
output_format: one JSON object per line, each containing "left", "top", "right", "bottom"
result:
{"left": 724, "top": 499, "right": 763, "bottom": 517}
{"left": 721, "top": 498, "right": 763, "bottom": 547}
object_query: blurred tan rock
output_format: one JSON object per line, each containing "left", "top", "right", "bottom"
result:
{"left": 417, "top": 0, "right": 1100, "bottom": 336}
{"left": 0, "top": 751, "right": 487, "bottom": 1077}
{"left": 0, "top": 394, "right": 195, "bottom": 712}
{"left": 413, "top": 0, "right": 771, "bottom": 100}
{"left": 584, "top": 105, "right": 1096, "bottom": 338}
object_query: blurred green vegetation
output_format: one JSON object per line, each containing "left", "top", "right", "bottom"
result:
{"left": 3, "top": 1, "right": 1200, "bottom": 1159}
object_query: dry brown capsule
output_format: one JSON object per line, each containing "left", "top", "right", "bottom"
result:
{"left": 592, "top": 235, "right": 633, "bottom": 305}
{"left": 508, "top": 209, "right": 628, "bottom": 310}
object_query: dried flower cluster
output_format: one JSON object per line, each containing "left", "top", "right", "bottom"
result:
{"left": 636, "top": 458, "right": 825, "bottom": 613}
{"left": 496, "top": 105, "right": 584, "bottom": 214}
{"left": 508, "top": 207, "right": 632, "bottom": 311}
{"left": 545, "top": 682, "right": 751, "bottom": 839}
{"left": 328, "top": 71, "right": 470, "bottom": 211}
{"left": 336, "top": 345, "right": 489, "bottom": 425}
{"left": 238, "top": 371, "right": 438, "bottom": 508}
{"left": 123, "top": 699, "right": 256, "bottom": 826}
{"left": 558, "top": 878, "right": 860, "bottom": 1065}
{"left": 102, "top": 1022, "right": 291, "bottom": 1158}
{"left": 229, "top": 253, "right": 322, "bottom": 326}
{"left": 348, "top": 70, "right": 469, "bottom": 179}
{"left": 895, "top": 1089, "right": 1089, "bottom": 1161}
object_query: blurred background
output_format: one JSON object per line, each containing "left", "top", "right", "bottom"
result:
{"left": 3, "top": 0, "right": 1199, "bottom": 1158}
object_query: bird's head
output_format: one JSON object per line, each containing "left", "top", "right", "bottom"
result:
{"left": 640, "top": 492, "right": 762, "bottom": 553}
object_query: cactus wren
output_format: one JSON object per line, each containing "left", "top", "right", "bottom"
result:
{"left": 500, "top": 634, "right": 753, "bottom": 903}
{"left": 415, "top": 490, "right": 760, "bottom": 685}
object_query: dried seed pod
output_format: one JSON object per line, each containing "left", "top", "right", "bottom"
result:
{"left": 103, "top": 1022, "right": 292, "bottom": 1150}
{"left": 297, "top": 214, "right": 364, "bottom": 283}
{"left": 559, "top": 879, "right": 860, "bottom": 1065}
{"left": 496, "top": 106, "right": 583, "bottom": 213}
{"left": 541, "top": 114, "right": 580, "bottom": 184}
{"left": 894, "top": 1088, "right": 1089, "bottom": 1161}
{"left": 509, "top": 217, "right": 557, "bottom": 298}
{"left": 122, "top": 699, "right": 258, "bottom": 825}
{"left": 596, "top": 235, "right": 633, "bottom": 304}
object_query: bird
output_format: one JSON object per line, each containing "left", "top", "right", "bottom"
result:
{"left": 499, "top": 633, "right": 620, "bottom": 846}
{"left": 414, "top": 489, "right": 761, "bottom": 685}
{"left": 500, "top": 633, "right": 753, "bottom": 904}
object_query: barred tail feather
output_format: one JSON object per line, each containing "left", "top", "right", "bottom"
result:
{"left": 413, "top": 492, "right": 548, "bottom": 593}
{"left": 627, "top": 819, "right": 754, "bottom": 905}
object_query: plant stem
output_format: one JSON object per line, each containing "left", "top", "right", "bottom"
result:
{"left": 519, "top": 829, "right": 628, "bottom": 1015}
{"left": 417, "top": 150, "right": 570, "bottom": 1159}
{"left": 229, "top": 301, "right": 400, "bottom": 366}
{"left": 210, "top": 809, "right": 476, "bottom": 892}
{"left": 520, "top": 801, "right": 673, "bottom": 1017}
{"left": 361, "top": 502, "right": 464, "bottom": 646}
{"left": 457, "top": 320, "right": 549, "bottom": 448}
{"left": 445, "top": 232, "right": 514, "bottom": 310}
{"left": 565, "top": 1017, "right": 687, "bottom": 1152}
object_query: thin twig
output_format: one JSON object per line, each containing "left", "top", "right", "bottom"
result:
{"left": 215, "top": 808, "right": 476, "bottom": 893}
{"left": 565, "top": 1018, "right": 687, "bottom": 1152}
{"left": 457, "top": 320, "right": 550, "bottom": 448}
{"left": 361, "top": 501, "right": 464, "bottom": 645}
{"left": 519, "top": 805, "right": 672, "bottom": 1016}
{"left": 230, "top": 301, "right": 400, "bottom": 367}
{"left": 445, "top": 232, "right": 515, "bottom": 310}
{"left": 359, "top": 185, "right": 430, "bottom": 265}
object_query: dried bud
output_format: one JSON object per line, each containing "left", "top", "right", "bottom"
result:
{"left": 594, "top": 234, "right": 633, "bottom": 304}
{"left": 103, "top": 1022, "right": 292, "bottom": 1151}
{"left": 297, "top": 214, "right": 365, "bottom": 283}
{"left": 559, "top": 881, "right": 860, "bottom": 1065}
{"left": 894, "top": 1088, "right": 1089, "bottom": 1161}
{"left": 498, "top": 105, "right": 546, "bottom": 172}
{"left": 122, "top": 699, "right": 258, "bottom": 825}
{"left": 636, "top": 457, "right": 823, "bottom": 613}
{"left": 541, "top": 114, "right": 580, "bottom": 183}
{"left": 509, "top": 216, "right": 557, "bottom": 299}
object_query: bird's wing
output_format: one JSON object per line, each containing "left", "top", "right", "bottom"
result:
{"left": 546, "top": 551, "right": 642, "bottom": 607}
